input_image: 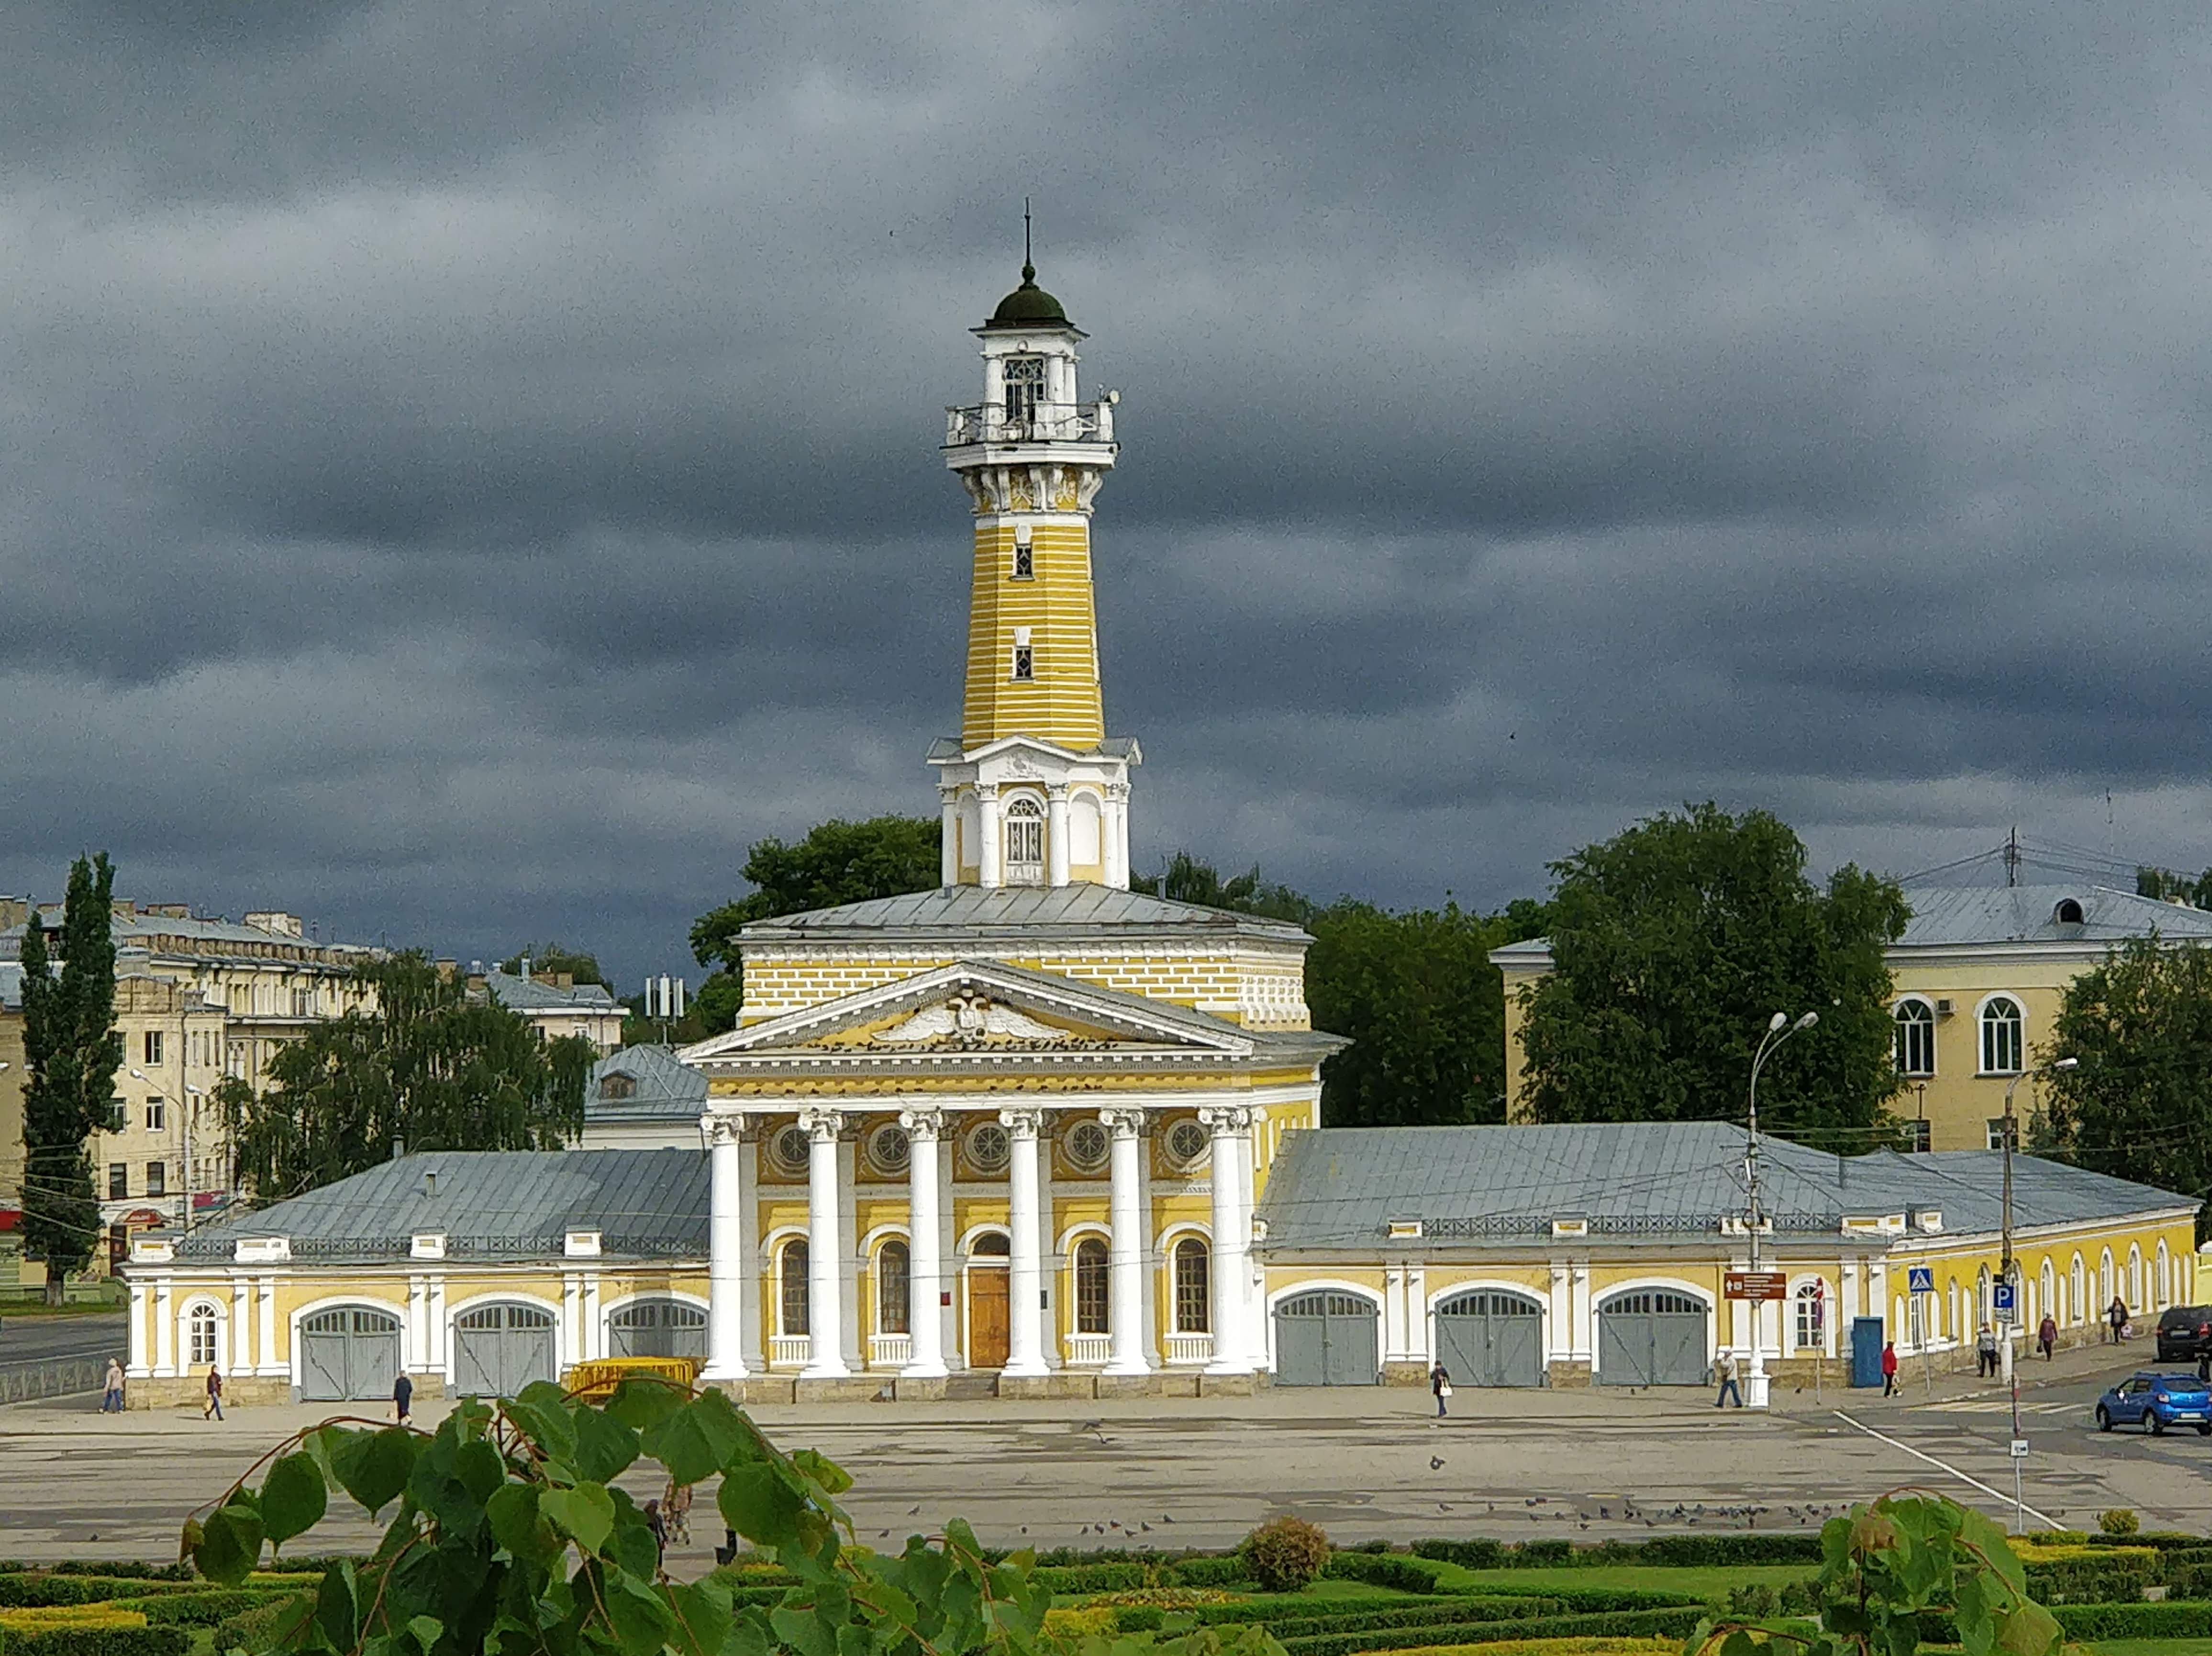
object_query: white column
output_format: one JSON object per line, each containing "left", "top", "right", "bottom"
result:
{"left": 900, "top": 1109, "right": 948, "bottom": 1377}
{"left": 425, "top": 1277, "right": 446, "bottom": 1376}
{"left": 702, "top": 1116, "right": 750, "bottom": 1380}
{"left": 1408, "top": 1264, "right": 1430, "bottom": 1365}
{"left": 800, "top": 1108, "right": 849, "bottom": 1378}
{"left": 1382, "top": 1264, "right": 1407, "bottom": 1360}
{"left": 939, "top": 788, "right": 961, "bottom": 886}
{"left": 231, "top": 1276, "right": 253, "bottom": 1375}
{"left": 1000, "top": 1108, "right": 1047, "bottom": 1376}
{"left": 127, "top": 1280, "right": 150, "bottom": 1377}
{"left": 1200, "top": 1107, "right": 1252, "bottom": 1373}
{"left": 1101, "top": 1108, "right": 1151, "bottom": 1375}
{"left": 155, "top": 1279, "right": 174, "bottom": 1377}
{"left": 977, "top": 786, "right": 1003, "bottom": 890}
{"left": 1102, "top": 783, "right": 1130, "bottom": 888}
{"left": 1045, "top": 786, "right": 1071, "bottom": 887}
{"left": 582, "top": 1275, "right": 603, "bottom": 1362}
{"left": 257, "top": 1278, "right": 278, "bottom": 1377}
{"left": 1235, "top": 1114, "right": 1260, "bottom": 1366}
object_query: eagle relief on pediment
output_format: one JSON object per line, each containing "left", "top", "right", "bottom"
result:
{"left": 867, "top": 991, "right": 1111, "bottom": 1052}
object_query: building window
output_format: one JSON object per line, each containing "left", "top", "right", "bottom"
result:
{"left": 876, "top": 1240, "right": 910, "bottom": 1336}
{"left": 1062, "top": 1119, "right": 1109, "bottom": 1175}
{"left": 108, "top": 1098, "right": 126, "bottom": 1132}
{"left": 1011, "top": 644, "right": 1034, "bottom": 681}
{"left": 145, "top": 1162, "right": 167, "bottom": 1197}
{"left": 1902, "top": 1118, "right": 1931, "bottom": 1153}
{"left": 144, "top": 1031, "right": 163, "bottom": 1066}
{"left": 1012, "top": 541, "right": 1034, "bottom": 580}
{"left": 188, "top": 1304, "right": 217, "bottom": 1367}
{"left": 779, "top": 1239, "right": 810, "bottom": 1337}
{"left": 145, "top": 1098, "right": 165, "bottom": 1132}
{"left": 1075, "top": 1237, "right": 1109, "bottom": 1334}
{"left": 599, "top": 1074, "right": 637, "bottom": 1101}
{"left": 1003, "top": 356, "right": 1045, "bottom": 428}
{"left": 1979, "top": 997, "right": 2024, "bottom": 1074}
{"left": 1005, "top": 798, "right": 1045, "bottom": 884}
{"left": 1893, "top": 1000, "right": 1935, "bottom": 1076}
{"left": 1172, "top": 1238, "right": 1210, "bottom": 1334}
{"left": 108, "top": 1164, "right": 128, "bottom": 1200}
{"left": 1987, "top": 1117, "right": 2018, "bottom": 1151}
{"left": 1793, "top": 1283, "right": 1826, "bottom": 1351}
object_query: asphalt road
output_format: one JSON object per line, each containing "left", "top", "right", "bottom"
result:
{"left": 0, "top": 1313, "right": 126, "bottom": 1376}
{"left": 0, "top": 1339, "right": 2200, "bottom": 1567}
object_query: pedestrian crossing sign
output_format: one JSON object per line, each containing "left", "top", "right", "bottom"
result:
{"left": 1908, "top": 1265, "right": 1935, "bottom": 1293}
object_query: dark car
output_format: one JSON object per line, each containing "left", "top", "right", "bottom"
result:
{"left": 2097, "top": 1371, "right": 2212, "bottom": 1434}
{"left": 2156, "top": 1306, "right": 2212, "bottom": 1363}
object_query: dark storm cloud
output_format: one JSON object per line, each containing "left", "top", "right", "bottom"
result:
{"left": 4, "top": 0, "right": 2212, "bottom": 981}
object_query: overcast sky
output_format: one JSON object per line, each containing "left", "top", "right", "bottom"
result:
{"left": 4, "top": 0, "right": 2210, "bottom": 990}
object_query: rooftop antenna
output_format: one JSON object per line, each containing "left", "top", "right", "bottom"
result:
{"left": 2004, "top": 827, "right": 2020, "bottom": 887}
{"left": 1023, "top": 197, "right": 1034, "bottom": 280}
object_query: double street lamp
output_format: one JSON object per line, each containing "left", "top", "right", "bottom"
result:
{"left": 1743, "top": 1009, "right": 1818, "bottom": 1408}
{"left": 127, "top": 1066, "right": 205, "bottom": 1231}
{"left": 1998, "top": 1056, "right": 2077, "bottom": 1384}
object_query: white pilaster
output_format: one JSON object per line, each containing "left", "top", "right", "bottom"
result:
{"left": 257, "top": 1278, "right": 278, "bottom": 1376}
{"left": 1235, "top": 1112, "right": 1260, "bottom": 1366}
{"left": 703, "top": 1115, "right": 751, "bottom": 1381}
{"left": 1045, "top": 786, "right": 1071, "bottom": 887}
{"left": 154, "top": 1279, "right": 174, "bottom": 1376}
{"left": 1102, "top": 783, "right": 1130, "bottom": 888}
{"left": 900, "top": 1109, "right": 949, "bottom": 1377}
{"left": 1407, "top": 1264, "right": 1430, "bottom": 1364}
{"left": 1200, "top": 1106, "right": 1252, "bottom": 1373}
{"left": 231, "top": 1275, "right": 253, "bottom": 1375}
{"left": 1383, "top": 1263, "right": 1407, "bottom": 1360}
{"left": 837, "top": 1135, "right": 861, "bottom": 1372}
{"left": 582, "top": 1274, "right": 603, "bottom": 1362}
{"left": 978, "top": 786, "right": 1003, "bottom": 889}
{"left": 939, "top": 788, "right": 961, "bottom": 886}
{"left": 425, "top": 1276, "right": 446, "bottom": 1376}
{"left": 1001, "top": 1108, "right": 1047, "bottom": 1376}
{"left": 799, "top": 1108, "right": 849, "bottom": 1378}
{"left": 127, "top": 1281, "right": 150, "bottom": 1378}
{"left": 1100, "top": 1108, "right": 1150, "bottom": 1375}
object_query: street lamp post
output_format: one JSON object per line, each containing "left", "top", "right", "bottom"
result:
{"left": 2001, "top": 1054, "right": 2075, "bottom": 1533}
{"left": 1744, "top": 1009, "right": 1819, "bottom": 1409}
{"left": 128, "top": 1067, "right": 204, "bottom": 1231}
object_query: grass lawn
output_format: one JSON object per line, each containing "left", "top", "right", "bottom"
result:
{"left": 2081, "top": 1644, "right": 2212, "bottom": 1656}
{"left": 1423, "top": 1561, "right": 1816, "bottom": 1599}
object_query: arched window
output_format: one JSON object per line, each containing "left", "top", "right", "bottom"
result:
{"left": 2160, "top": 1241, "right": 2174, "bottom": 1306}
{"left": 1979, "top": 997, "right": 2024, "bottom": 1075}
{"left": 877, "top": 1240, "right": 911, "bottom": 1336}
{"left": 2071, "top": 1255, "right": 2086, "bottom": 1325}
{"left": 1946, "top": 1278, "right": 1960, "bottom": 1342}
{"left": 1003, "top": 355, "right": 1045, "bottom": 429}
{"left": 779, "top": 1239, "right": 811, "bottom": 1337}
{"left": 2041, "top": 1258, "right": 2056, "bottom": 1325}
{"left": 1004, "top": 798, "right": 1045, "bottom": 885}
{"left": 1793, "top": 1282, "right": 1826, "bottom": 1351}
{"left": 187, "top": 1302, "right": 219, "bottom": 1367}
{"left": 1893, "top": 1001, "right": 1936, "bottom": 1076}
{"left": 2100, "top": 1248, "right": 2115, "bottom": 1308}
{"left": 1172, "top": 1238, "right": 1210, "bottom": 1334}
{"left": 2054, "top": 897, "right": 2085, "bottom": 925}
{"left": 1074, "top": 1237, "right": 1109, "bottom": 1334}
{"left": 2129, "top": 1245, "right": 2143, "bottom": 1309}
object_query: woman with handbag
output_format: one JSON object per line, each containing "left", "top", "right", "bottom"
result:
{"left": 1430, "top": 1361, "right": 1453, "bottom": 1418}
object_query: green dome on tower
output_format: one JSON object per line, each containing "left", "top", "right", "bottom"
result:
{"left": 985, "top": 262, "right": 1071, "bottom": 329}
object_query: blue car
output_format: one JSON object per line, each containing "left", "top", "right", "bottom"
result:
{"left": 2097, "top": 1371, "right": 2212, "bottom": 1434}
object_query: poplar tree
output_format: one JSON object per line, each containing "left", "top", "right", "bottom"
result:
{"left": 19, "top": 853, "right": 122, "bottom": 1304}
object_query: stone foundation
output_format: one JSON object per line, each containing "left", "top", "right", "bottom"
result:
{"left": 1380, "top": 1361, "right": 1430, "bottom": 1387}
{"left": 127, "top": 1375, "right": 292, "bottom": 1410}
{"left": 792, "top": 1376, "right": 893, "bottom": 1404}
{"left": 1546, "top": 1360, "right": 1593, "bottom": 1389}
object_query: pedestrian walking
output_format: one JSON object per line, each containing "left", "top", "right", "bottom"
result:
{"left": 2037, "top": 1314, "right": 2057, "bottom": 1362}
{"left": 203, "top": 1366, "right": 224, "bottom": 1421}
{"left": 1714, "top": 1350, "right": 1743, "bottom": 1408}
{"left": 393, "top": 1372, "right": 413, "bottom": 1425}
{"left": 100, "top": 1358, "right": 124, "bottom": 1414}
{"left": 1880, "top": 1340, "right": 1899, "bottom": 1397}
{"left": 663, "top": 1480, "right": 694, "bottom": 1545}
{"left": 644, "top": 1499, "right": 667, "bottom": 1569}
{"left": 2108, "top": 1297, "right": 2129, "bottom": 1344}
{"left": 1430, "top": 1362, "right": 1452, "bottom": 1418}
{"left": 1976, "top": 1324, "right": 1998, "bottom": 1378}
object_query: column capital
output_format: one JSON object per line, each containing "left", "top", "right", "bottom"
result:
{"left": 799, "top": 1106, "right": 847, "bottom": 1143}
{"left": 997, "top": 1106, "right": 1044, "bottom": 1139}
{"left": 898, "top": 1106, "right": 947, "bottom": 1141}
{"left": 1197, "top": 1104, "right": 1252, "bottom": 1133}
{"left": 939, "top": 784, "right": 962, "bottom": 804}
{"left": 1098, "top": 1106, "right": 1147, "bottom": 1139}
{"left": 1045, "top": 783, "right": 1070, "bottom": 800}
{"left": 1104, "top": 781, "right": 1130, "bottom": 801}
{"left": 977, "top": 782, "right": 1002, "bottom": 801}
{"left": 701, "top": 1113, "right": 749, "bottom": 1147}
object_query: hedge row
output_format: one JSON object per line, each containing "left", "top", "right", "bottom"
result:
{"left": 2023, "top": 1553, "right": 2161, "bottom": 1603}
{"left": 1322, "top": 1554, "right": 1450, "bottom": 1593}
{"left": 1260, "top": 1599, "right": 1569, "bottom": 1640}
{"left": 1407, "top": 1533, "right": 1823, "bottom": 1571}
{"left": 0, "top": 1581, "right": 197, "bottom": 1611}
{"left": 110, "top": 1590, "right": 300, "bottom": 1628}
{"left": 0, "top": 1627, "right": 189, "bottom": 1656}
{"left": 1275, "top": 1605, "right": 1704, "bottom": 1656}
{"left": 2050, "top": 1602, "right": 2212, "bottom": 1638}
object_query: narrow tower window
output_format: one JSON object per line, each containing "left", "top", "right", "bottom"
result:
{"left": 1012, "top": 540, "right": 1034, "bottom": 579}
{"left": 1012, "top": 644, "right": 1034, "bottom": 680}
{"left": 1003, "top": 357, "right": 1045, "bottom": 431}
{"left": 1004, "top": 797, "right": 1045, "bottom": 885}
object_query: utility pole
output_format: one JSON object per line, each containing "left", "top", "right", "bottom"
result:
{"left": 2002, "top": 1055, "right": 2076, "bottom": 1533}
{"left": 1745, "top": 1010, "right": 1818, "bottom": 1409}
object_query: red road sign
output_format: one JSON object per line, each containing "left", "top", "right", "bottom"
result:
{"left": 1725, "top": 1270, "right": 1788, "bottom": 1301}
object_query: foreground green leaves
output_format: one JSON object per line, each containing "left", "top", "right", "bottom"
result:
{"left": 1684, "top": 1490, "right": 2059, "bottom": 1656}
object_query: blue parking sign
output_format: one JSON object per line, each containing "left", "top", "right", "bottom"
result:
{"left": 1908, "top": 1265, "right": 1935, "bottom": 1293}
{"left": 1993, "top": 1281, "right": 2017, "bottom": 1310}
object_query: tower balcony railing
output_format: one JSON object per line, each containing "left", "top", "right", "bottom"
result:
{"left": 945, "top": 399, "right": 1115, "bottom": 448}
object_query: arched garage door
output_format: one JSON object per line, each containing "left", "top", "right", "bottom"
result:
{"left": 454, "top": 1303, "right": 558, "bottom": 1397}
{"left": 609, "top": 1299, "right": 707, "bottom": 1359}
{"left": 300, "top": 1307, "right": 401, "bottom": 1401}
{"left": 1598, "top": 1289, "right": 1709, "bottom": 1386}
{"left": 1274, "top": 1291, "right": 1380, "bottom": 1386}
{"left": 1434, "top": 1290, "right": 1544, "bottom": 1387}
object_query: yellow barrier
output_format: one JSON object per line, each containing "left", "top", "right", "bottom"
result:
{"left": 564, "top": 1357, "right": 701, "bottom": 1400}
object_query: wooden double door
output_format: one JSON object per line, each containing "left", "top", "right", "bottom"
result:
{"left": 967, "top": 1266, "right": 1010, "bottom": 1369}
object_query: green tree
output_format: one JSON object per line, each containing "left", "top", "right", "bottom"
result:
{"left": 2035, "top": 935, "right": 2212, "bottom": 1235}
{"left": 2136, "top": 865, "right": 2212, "bottom": 909}
{"left": 19, "top": 853, "right": 122, "bottom": 1304}
{"left": 221, "top": 951, "right": 594, "bottom": 1202}
{"left": 1132, "top": 851, "right": 1316, "bottom": 924}
{"left": 499, "top": 942, "right": 609, "bottom": 989}
{"left": 1517, "top": 803, "right": 1908, "bottom": 1145}
{"left": 688, "top": 815, "right": 942, "bottom": 1033}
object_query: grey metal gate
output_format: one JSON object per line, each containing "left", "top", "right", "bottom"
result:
{"left": 1597, "top": 1289, "right": 1709, "bottom": 1386}
{"left": 1273, "top": 1291, "right": 1380, "bottom": 1386}
{"left": 300, "top": 1308, "right": 402, "bottom": 1401}
{"left": 1434, "top": 1290, "right": 1545, "bottom": 1387}
{"left": 608, "top": 1299, "right": 707, "bottom": 1359}
{"left": 453, "top": 1303, "right": 558, "bottom": 1397}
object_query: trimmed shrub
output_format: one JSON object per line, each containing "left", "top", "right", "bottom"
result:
{"left": 1042, "top": 1606, "right": 1118, "bottom": 1640}
{"left": 1262, "top": 1598, "right": 1567, "bottom": 1640}
{"left": 1322, "top": 1553, "right": 1449, "bottom": 1593}
{"left": 1413, "top": 1540, "right": 1508, "bottom": 1571}
{"left": 1512, "top": 1542, "right": 1573, "bottom": 1566}
{"left": 0, "top": 1627, "right": 189, "bottom": 1656}
{"left": 110, "top": 1590, "right": 299, "bottom": 1628}
{"left": 2101, "top": 1509, "right": 2142, "bottom": 1537}
{"left": 1245, "top": 1518, "right": 1333, "bottom": 1594}
{"left": 1276, "top": 1604, "right": 1704, "bottom": 1656}
{"left": 1365, "top": 1640, "right": 1677, "bottom": 1656}
{"left": 1171, "top": 1556, "right": 1256, "bottom": 1588}
{"left": 1635, "top": 1534, "right": 1824, "bottom": 1566}
{"left": 44, "top": 1567, "right": 192, "bottom": 1584}
{"left": 0, "top": 1580, "right": 198, "bottom": 1611}
{"left": 210, "top": 1595, "right": 315, "bottom": 1655}
{"left": 2050, "top": 1601, "right": 2212, "bottom": 1639}
{"left": 2023, "top": 1552, "right": 2159, "bottom": 1603}
{"left": 1031, "top": 1564, "right": 1152, "bottom": 1595}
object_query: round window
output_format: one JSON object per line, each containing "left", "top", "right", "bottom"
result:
{"left": 770, "top": 1125, "right": 811, "bottom": 1177}
{"left": 967, "top": 1121, "right": 1011, "bottom": 1174}
{"left": 1064, "top": 1120, "right": 1109, "bottom": 1174}
{"left": 1166, "top": 1119, "right": 1210, "bottom": 1168}
{"left": 868, "top": 1123, "right": 911, "bottom": 1176}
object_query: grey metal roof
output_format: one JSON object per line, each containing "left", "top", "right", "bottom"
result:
{"left": 739, "top": 884, "right": 1311, "bottom": 946}
{"left": 0, "top": 908, "right": 377, "bottom": 960}
{"left": 925, "top": 736, "right": 1140, "bottom": 761}
{"left": 172, "top": 1149, "right": 707, "bottom": 1263}
{"left": 1894, "top": 884, "right": 2212, "bottom": 947}
{"left": 1257, "top": 1121, "right": 2193, "bottom": 1250}
{"left": 485, "top": 968, "right": 623, "bottom": 1012}
{"left": 586, "top": 1043, "right": 709, "bottom": 1121}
